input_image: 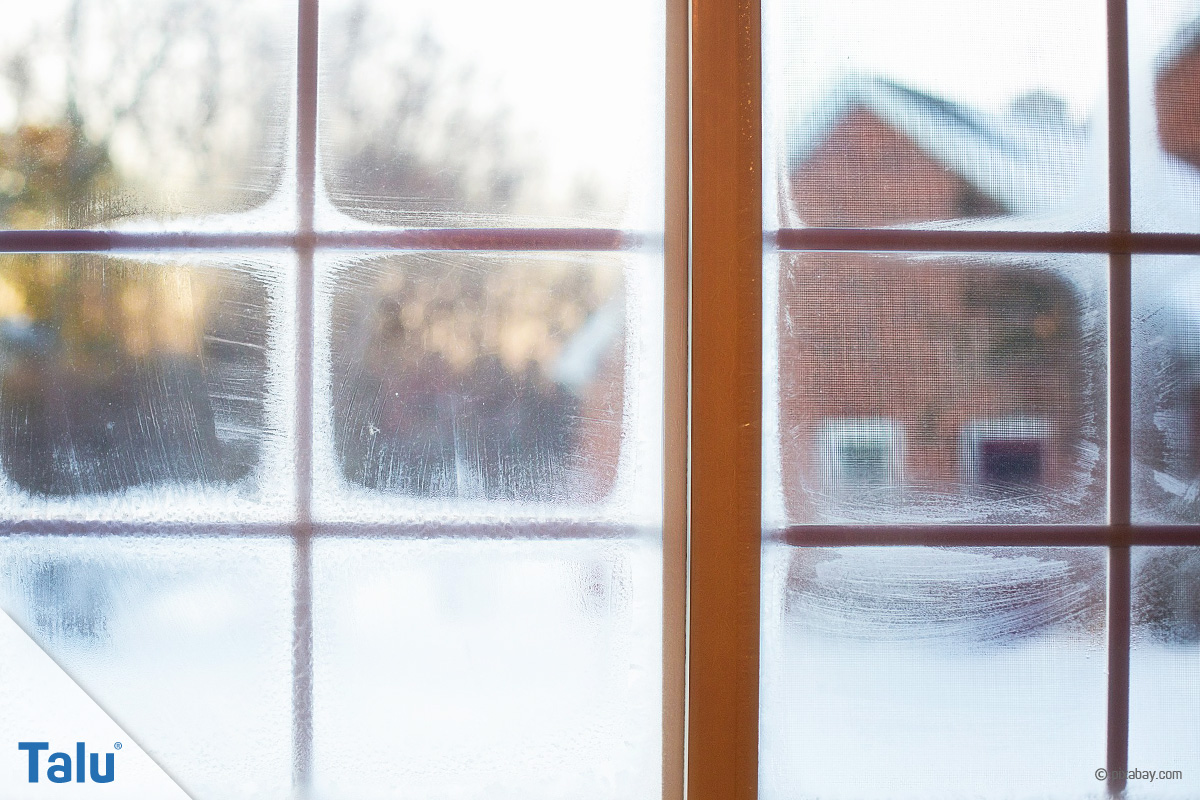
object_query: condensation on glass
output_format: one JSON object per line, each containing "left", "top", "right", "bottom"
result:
{"left": 762, "top": 0, "right": 1108, "bottom": 231}
{"left": 314, "top": 251, "right": 662, "bottom": 522}
{"left": 0, "top": 535, "right": 294, "bottom": 800}
{"left": 0, "top": 0, "right": 294, "bottom": 230}
{"left": 1131, "top": 0, "right": 1200, "bottom": 232}
{"left": 311, "top": 537, "right": 661, "bottom": 798}
{"left": 1129, "top": 547, "right": 1200, "bottom": 798}
{"left": 1132, "top": 255, "right": 1200, "bottom": 522}
{"left": 0, "top": 252, "right": 294, "bottom": 521}
{"left": 764, "top": 251, "right": 1108, "bottom": 525}
{"left": 0, "top": 0, "right": 667, "bottom": 795}
{"left": 316, "top": 0, "right": 664, "bottom": 229}
{"left": 759, "top": 545, "right": 1107, "bottom": 800}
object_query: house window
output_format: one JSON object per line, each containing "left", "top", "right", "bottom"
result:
{"left": 3, "top": 0, "right": 1200, "bottom": 799}
{"left": 0, "top": 1, "right": 678, "bottom": 798}
{"left": 818, "top": 418, "right": 903, "bottom": 490}
{"left": 961, "top": 417, "right": 1051, "bottom": 491}
{"left": 744, "top": 0, "right": 1200, "bottom": 798}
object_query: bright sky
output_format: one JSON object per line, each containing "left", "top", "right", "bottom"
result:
{"left": 395, "top": 0, "right": 664, "bottom": 220}
{"left": 0, "top": 0, "right": 1197, "bottom": 214}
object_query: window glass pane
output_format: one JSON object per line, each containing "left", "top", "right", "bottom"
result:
{"left": 1130, "top": 547, "right": 1200, "bottom": 797}
{"left": 315, "top": 251, "right": 661, "bottom": 520}
{"left": 1133, "top": 255, "right": 1200, "bottom": 522}
{"left": 0, "top": 253, "right": 293, "bottom": 522}
{"left": 312, "top": 535, "right": 661, "bottom": 798}
{"left": 763, "top": 0, "right": 1107, "bottom": 231}
{"left": 764, "top": 251, "right": 1108, "bottom": 525}
{"left": 1131, "top": 1, "right": 1200, "bottom": 232}
{"left": 317, "top": 0, "right": 664, "bottom": 229}
{"left": 0, "top": 0, "right": 294, "bottom": 230}
{"left": 0, "top": 535, "right": 294, "bottom": 799}
{"left": 759, "top": 545, "right": 1107, "bottom": 799}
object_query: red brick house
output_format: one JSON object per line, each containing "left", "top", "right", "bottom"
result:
{"left": 775, "top": 76, "right": 1101, "bottom": 522}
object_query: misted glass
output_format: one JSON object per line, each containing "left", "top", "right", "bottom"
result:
{"left": 314, "top": 251, "right": 663, "bottom": 520}
{"left": 318, "top": 0, "right": 664, "bottom": 229}
{"left": 1129, "top": 547, "right": 1200, "bottom": 798}
{"left": 312, "top": 536, "right": 662, "bottom": 798}
{"left": 760, "top": 545, "right": 1107, "bottom": 799}
{"left": 0, "top": 0, "right": 293, "bottom": 229}
{"left": 765, "top": 251, "right": 1107, "bottom": 525}
{"left": 1131, "top": 0, "right": 1200, "bottom": 232}
{"left": 763, "top": 0, "right": 1107, "bottom": 230}
{"left": 0, "top": 535, "right": 294, "bottom": 800}
{"left": 1133, "top": 255, "right": 1200, "bottom": 522}
{"left": 0, "top": 253, "right": 291, "bottom": 521}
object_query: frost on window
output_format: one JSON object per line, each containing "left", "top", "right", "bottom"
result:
{"left": 324, "top": 253, "right": 625, "bottom": 504}
{"left": 1133, "top": 255, "right": 1200, "bottom": 522}
{"left": 0, "top": 0, "right": 292, "bottom": 229}
{"left": 772, "top": 252, "right": 1107, "bottom": 525}
{"left": 318, "top": 0, "right": 664, "bottom": 229}
{"left": 1132, "top": 3, "right": 1200, "bottom": 232}
{"left": 0, "top": 535, "right": 293, "bottom": 799}
{"left": 311, "top": 537, "right": 661, "bottom": 799}
{"left": 759, "top": 545, "right": 1106, "bottom": 800}
{"left": 1130, "top": 547, "right": 1200, "bottom": 796}
{"left": 763, "top": 0, "right": 1106, "bottom": 232}
{"left": 0, "top": 254, "right": 280, "bottom": 504}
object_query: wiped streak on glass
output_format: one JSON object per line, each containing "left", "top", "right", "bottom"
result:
{"left": 0, "top": 252, "right": 294, "bottom": 521}
{"left": 324, "top": 253, "right": 624, "bottom": 504}
{"left": 759, "top": 544, "right": 1107, "bottom": 800}
{"left": 1129, "top": 546, "right": 1200, "bottom": 798}
{"left": 313, "top": 250, "right": 664, "bottom": 524}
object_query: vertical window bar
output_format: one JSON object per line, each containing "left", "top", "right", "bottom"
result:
{"left": 293, "top": 0, "right": 320, "bottom": 792}
{"left": 1106, "top": 0, "right": 1133, "bottom": 794}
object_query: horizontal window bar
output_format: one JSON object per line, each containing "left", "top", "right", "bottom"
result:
{"left": 771, "top": 525, "right": 1200, "bottom": 547}
{"left": 4, "top": 519, "right": 1198, "bottom": 546}
{"left": 772, "top": 228, "right": 1200, "bottom": 255}
{"left": 0, "top": 519, "right": 656, "bottom": 539}
{"left": 0, "top": 229, "right": 651, "bottom": 253}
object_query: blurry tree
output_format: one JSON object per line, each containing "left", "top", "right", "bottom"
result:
{"left": 321, "top": 2, "right": 529, "bottom": 224}
{"left": 319, "top": 2, "right": 623, "bottom": 501}
{"left": 0, "top": 0, "right": 286, "bottom": 494}
{"left": 0, "top": 0, "right": 618, "bottom": 500}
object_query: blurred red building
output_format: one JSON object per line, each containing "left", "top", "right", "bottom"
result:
{"left": 777, "top": 77, "right": 1098, "bottom": 521}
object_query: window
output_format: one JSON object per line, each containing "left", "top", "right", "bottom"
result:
{"left": 2, "top": 0, "right": 1199, "bottom": 799}
{"left": 818, "top": 417, "right": 904, "bottom": 491}
{"left": 962, "top": 417, "right": 1051, "bottom": 491}
{"left": 0, "top": 0, "right": 682, "bottom": 798}
{"left": 750, "top": 0, "right": 1200, "bottom": 797}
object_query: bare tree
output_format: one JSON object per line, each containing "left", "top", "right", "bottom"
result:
{"left": 321, "top": 1, "right": 529, "bottom": 225}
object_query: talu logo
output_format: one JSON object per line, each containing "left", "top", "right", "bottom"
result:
{"left": 17, "top": 742, "right": 115, "bottom": 784}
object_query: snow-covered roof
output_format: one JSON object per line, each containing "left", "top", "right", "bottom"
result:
{"left": 789, "top": 75, "right": 1089, "bottom": 215}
